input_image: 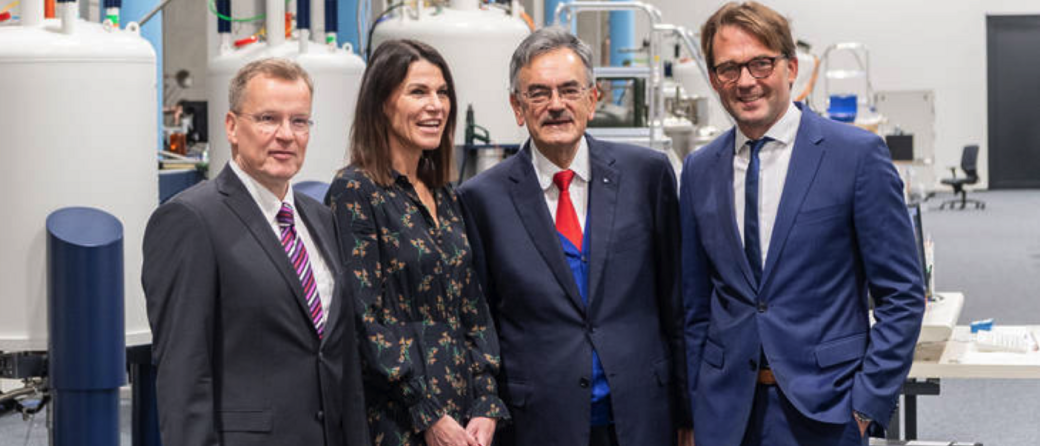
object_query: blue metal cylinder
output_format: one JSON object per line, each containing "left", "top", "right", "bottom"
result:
{"left": 609, "top": 6, "right": 634, "bottom": 67}
{"left": 47, "top": 207, "right": 126, "bottom": 446}
{"left": 546, "top": 0, "right": 569, "bottom": 26}
{"left": 337, "top": 0, "right": 358, "bottom": 53}
{"left": 298, "top": 0, "right": 311, "bottom": 30}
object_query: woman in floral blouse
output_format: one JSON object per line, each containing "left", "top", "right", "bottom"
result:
{"left": 326, "top": 39, "right": 507, "bottom": 446}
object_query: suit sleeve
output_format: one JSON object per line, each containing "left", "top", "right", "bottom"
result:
{"left": 679, "top": 153, "right": 715, "bottom": 425}
{"left": 336, "top": 270, "right": 375, "bottom": 446}
{"left": 653, "top": 157, "right": 692, "bottom": 428}
{"left": 850, "top": 137, "right": 926, "bottom": 428}
{"left": 141, "top": 200, "right": 220, "bottom": 446}
{"left": 328, "top": 177, "right": 445, "bottom": 433}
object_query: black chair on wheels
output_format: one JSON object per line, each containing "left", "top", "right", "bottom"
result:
{"left": 939, "top": 144, "right": 985, "bottom": 210}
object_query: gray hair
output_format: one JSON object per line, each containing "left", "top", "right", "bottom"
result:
{"left": 228, "top": 58, "right": 314, "bottom": 113}
{"left": 509, "top": 26, "right": 595, "bottom": 94}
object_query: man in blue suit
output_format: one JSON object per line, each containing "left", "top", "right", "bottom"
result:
{"left": 459, "top": 27, "right": 691, "bottom": 446}
{"left": 681, "top": 3, "right": 925, "bottom": 446}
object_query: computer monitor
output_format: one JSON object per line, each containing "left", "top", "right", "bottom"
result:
{"left": 886, "top": 134, "right": 914, "bottom": 161}
{"left": 906, "top": 204, "right": 931, "bottom": 299}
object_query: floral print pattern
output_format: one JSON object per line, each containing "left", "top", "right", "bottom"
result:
{"left": 328, "top": 166, "right": 507, "bottom": 445}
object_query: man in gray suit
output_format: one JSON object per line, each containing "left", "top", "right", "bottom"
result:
{"left": 142, "top": 58, "right": 368, "bottom": 446}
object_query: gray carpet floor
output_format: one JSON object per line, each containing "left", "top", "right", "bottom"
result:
{"left": 914, "top": 189, "right": 1040, "bottom": 446}
{"left": 1, "top": 189, "right": 1038, "bottom": 445}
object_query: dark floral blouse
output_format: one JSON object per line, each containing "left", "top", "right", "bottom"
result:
{"left": 327, "top": 166, "right": 508, "bottom": 446}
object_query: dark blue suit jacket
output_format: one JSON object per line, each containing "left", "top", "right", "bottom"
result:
{"left": 459, "top": 135, "right": 689, "bottom": 446}
{"left": 680, "top": 105, "right": 925, "bottom": 446}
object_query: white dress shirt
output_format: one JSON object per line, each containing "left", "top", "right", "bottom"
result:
{"left": 230, "top": 160, "right": 333, "bottom": 323}
{"left": 734, "top": 101, "right": 802, "bottom": 266}
{"left": 531, "top": 136, "right": 591, "bottom": 231}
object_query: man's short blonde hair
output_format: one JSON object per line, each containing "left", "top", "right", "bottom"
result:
{"left": 228, "top": 58, "right": 314, "bottom": 113}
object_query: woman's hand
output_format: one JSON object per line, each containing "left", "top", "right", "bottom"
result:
{"left": 465, "top": 417, "right": 497, "bottom": 446}
{"left": 424, "top": 415, "right": 480, "bottom": 446}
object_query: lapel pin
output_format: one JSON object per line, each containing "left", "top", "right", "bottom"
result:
{"left": 603, "top": 178, "right": 610, "bottom": 183}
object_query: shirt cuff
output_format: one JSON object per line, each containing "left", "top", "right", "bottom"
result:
{"left": 408, "top": 392, "right": 446, "bottom": 433}
{"left": 467, "top": 394, "right": 511, "bottom": 422}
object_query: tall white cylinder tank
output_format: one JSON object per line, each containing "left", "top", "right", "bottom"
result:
{"left": 207, "top": 40, "right": 366, "bottom": 184}
{"left": 371, "top": 0, "right": 530, "bottom": 147}
{"left": 0, "top": 11, "right": 157, "bottom": 349}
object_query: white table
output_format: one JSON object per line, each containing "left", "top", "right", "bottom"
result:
{"left": 894, "top": 291, "right": 1040, "bottom": 442}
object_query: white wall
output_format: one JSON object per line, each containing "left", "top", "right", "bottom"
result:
{"left": 642, "top": 0, "right": 1040, "bottom": 189}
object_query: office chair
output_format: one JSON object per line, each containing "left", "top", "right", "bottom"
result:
{"left": 294, "top": 180, "right": 331, "bottom": 204}
{"left": 939, "top": 144, "right": 985, "bottom": 210}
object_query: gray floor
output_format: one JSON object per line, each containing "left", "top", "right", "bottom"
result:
{"left": 915, "top": 190, "right": 1040, "bottom": 446}
{"left": 2, "top": 189, "right": 1038, "bottom": 445}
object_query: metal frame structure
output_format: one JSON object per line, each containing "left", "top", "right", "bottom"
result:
{"left": 553, "top": 1, "right": 728, "bottom": 150}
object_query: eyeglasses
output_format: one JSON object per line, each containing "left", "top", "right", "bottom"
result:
{"left": 517, "top": 84, "right": 593, "bottom": 105}
{"left": 235, "top": 112, "right": 315, "bottom": 135}
{"left": 712, "top": 56, "right": 785, "bottom": 83}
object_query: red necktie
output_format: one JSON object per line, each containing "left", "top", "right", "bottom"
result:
{"left": 553, "top": 170, "right": 582, "bottom": 251}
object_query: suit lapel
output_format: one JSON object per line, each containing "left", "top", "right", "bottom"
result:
{"left": 761, "top": 109, "right": 825, "bottom": 291}
{"left": 713, "top": 130, "right": 758, "bottom": 292}
{"left": 585, "top": 136, "right": 618, "bottom": 313}
{"left": 295, "top": 195, "right": 340, "bottom": 343}
{"left": 508, "top": 145, "right": 586, "bottom": 314}
{"left": 216, "top": 166, "right": 315, "bottom": 338}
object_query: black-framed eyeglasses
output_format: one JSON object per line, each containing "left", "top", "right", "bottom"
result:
{"left": 517, "top": 84, "right": 593, "bottom": 105}
{"left": 712, "top": 56, "right": 785, "bottom": 83}
{"left": 235, "top": 112, "right": 315, "bottom": 135}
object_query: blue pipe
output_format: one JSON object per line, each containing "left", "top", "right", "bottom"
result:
{"left": 298, "top": 0, "right": 311, "bottom": 30}
{"left": 217, "top": 0, "right": 231, "bottom": 34}
{"left": 337, "top": 0, "right": 359, "bottom": 53}
{"left": 325, "top": 0, "right": 338, "bottom": 33}
{"left": 47, "top": 207, "right": 126, "bottom": 446}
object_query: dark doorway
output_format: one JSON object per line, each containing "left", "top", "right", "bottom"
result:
{"left": 987, "top": 15, "right": 1040, "bottom": 189}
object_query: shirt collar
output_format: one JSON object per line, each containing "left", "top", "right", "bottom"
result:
{"left": 530, "top": 136, "right": 590, "bottom": 191}
{"left": 735, "top": 101, "right": 802, "bottom": 154}
{"left": 230, "top": 159, "right": 297, "bottom": 226}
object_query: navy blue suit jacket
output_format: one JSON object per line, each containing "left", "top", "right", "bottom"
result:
{"left": 459, "top": 135, "right": 689, "bottom": 446}
{"left": 680, "top": 105, "right": 925, "bottom": 446}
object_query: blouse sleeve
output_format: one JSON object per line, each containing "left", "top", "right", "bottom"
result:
{"left": 451, "top": 191, "right": 509, "bottom": 422}
{"left": 329, "top": 174, "right": 446, "bottom": 432}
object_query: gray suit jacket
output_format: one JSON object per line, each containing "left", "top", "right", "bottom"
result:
{"left": 142, "top": 164, "right": 369, "bottom": 446}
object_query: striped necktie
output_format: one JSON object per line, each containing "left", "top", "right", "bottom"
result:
{"left": 277, "top": 202, "right": 325, "bottom": 338}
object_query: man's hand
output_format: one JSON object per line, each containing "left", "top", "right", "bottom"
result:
{"left": 465, "top": 417, "right": 497, "bottom": 446}
{"left": 678, "top": 428, "right": 694, "bottom": 446}
{"left": 424, "top": 415, "right": 479, "bottom": 446}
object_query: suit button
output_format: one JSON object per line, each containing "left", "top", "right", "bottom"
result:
{"left": 757, "top": 301, "right": 767, "bottom": 313}
{"left": 318, "top": 351, "right": 324, "bottom": 360}
{"left": 748, "top": 359, "right": 757, "bottom": 371}
{"left": 316, "top": 410, "right": 325, "bottom": 422}
{"left": 579, "top": 378, "right": 590, "bottom": 388}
